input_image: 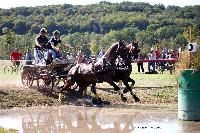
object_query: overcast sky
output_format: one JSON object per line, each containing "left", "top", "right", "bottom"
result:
{"left": 1, "top": 0, "right": 200, "bottom": 9}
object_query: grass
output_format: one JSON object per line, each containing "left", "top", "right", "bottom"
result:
{"left": 0, "top": 128, "right": 18, "bottom": 133}
{"left": 130, "top": 63, "right": 177, "bottom": 87}
{"left": 0, "top": 60, "right": 21, "bottom": 80}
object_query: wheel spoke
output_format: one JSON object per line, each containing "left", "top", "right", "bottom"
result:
{"left": 22, "top": 69, "right": 33, "bottom": 88}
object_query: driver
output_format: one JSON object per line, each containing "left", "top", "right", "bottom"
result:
{"left": 34, "top": 28, "right": 48, "bottom": 64}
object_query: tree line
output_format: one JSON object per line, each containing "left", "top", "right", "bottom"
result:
{"left": 0, "top": 1, "right": 199, "bottom": 59}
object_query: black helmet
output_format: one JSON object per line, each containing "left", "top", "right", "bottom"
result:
{"left": 40, "top": 28, "right": 47, "bottom": 34}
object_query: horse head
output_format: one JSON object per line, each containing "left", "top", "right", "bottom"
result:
{"left": 126, "top": 41, "right": 140, "bottom": 60}
{"left": 102, "top": 40, "right": 127, "bottom": 65}
{"left": 116, "top": 40, "right": 140, "bottom": 68}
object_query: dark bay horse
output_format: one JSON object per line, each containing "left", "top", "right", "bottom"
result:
{"left": 59, "top": 41, "right": 133, "bottom": 102}
{"left": 90, "top": 41, "right": 140, "bottom": 102}
{"left": 114, "top": 41, "right": 140, "bottom": 101}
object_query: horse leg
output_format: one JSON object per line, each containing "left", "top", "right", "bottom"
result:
{"left": 61, "top": 77, "right": 74, "bottom": 92}
{"left": 58, "top": 76, "right": 74, "bottom": 101}
{"left": 91, "top": 82, "right": 102, "bottom": 103}
{"left": 123, "top": 80, "right": 140, "bottom": 102}
{"left": 77, "top": 86, "right": 84, "bottom": 98}
{"left": 123, "top": 77, "right": 135, "bottom": 93}
{"left": 77, "top": 84, "right": 89, "bottom": 98}
{"left": 128, "top": 77, "right": 135, "bottom": 86}
{"left": 106, "top": 79, "right": 127, "bottom": 102}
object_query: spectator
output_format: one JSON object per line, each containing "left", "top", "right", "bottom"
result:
{"left": 154, "top": 47, "right": 161, "bottom": 59}
{"left": 161, "top": 48, "right": 168, "bottom": 59}
{"left": 76, "top": 49, "right": 84, "bottom": 64}
{"left": 137, "top": 53, "right": 144, "bottom": 73}
{"left": 25, "top": 49, "right": 33, "bottom": 65}
{"left": 147, "top": 48, "right": 156, "bottom": 72}
{"left": 10, "top": 48, "right": 22, "bottom": 68}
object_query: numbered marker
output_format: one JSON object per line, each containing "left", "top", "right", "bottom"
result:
{"left": 188, "top": 43, "right": 197, "bottom": 52}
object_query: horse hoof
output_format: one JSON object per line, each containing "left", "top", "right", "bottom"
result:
{"left": 59, "top": 86, "right": 64, "bottom": 92}
{"left": 134, "top": 96, "right": 140, "bottom": 102}
{"left": 97, "top": 98, "right": 103, "bottom": 104}
{"left": 92, "top": 98, "right": 102, "bottom": 105}
{"left": 77, "top": 92, "right": 83, "bottom": 98}
{"left": 122, "top": 97, "right": 127, "bottom": 102}
{"left": 123, "top": 89, "right": 128, "bottom": 94}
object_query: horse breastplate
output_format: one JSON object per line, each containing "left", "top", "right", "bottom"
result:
{"left": 94, "top": 58, "right": 113, "bottom": 73}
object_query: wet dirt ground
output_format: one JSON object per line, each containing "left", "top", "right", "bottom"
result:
{"left": 0, "top": 63, "right": 198, "bottom": 133}
{"left": 0, "top": 105, "right": 200, "bottom": 133}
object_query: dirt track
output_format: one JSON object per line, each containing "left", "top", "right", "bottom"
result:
{"left": 0, "top": 80, "right": 24, "bottom": 89}
{"left": 0, "top": 60, "right": 178, "bottom": 109}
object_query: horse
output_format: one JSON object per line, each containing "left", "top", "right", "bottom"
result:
{"left": 90, "top": 41, "right": 140, "bottom": 102}
{"left": 59, "top": 40, "right": 133, "bottom": 102}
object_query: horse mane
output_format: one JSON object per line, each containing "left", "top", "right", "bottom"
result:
{"left": 103, "top": 42, "right": 119, "bottom": 58}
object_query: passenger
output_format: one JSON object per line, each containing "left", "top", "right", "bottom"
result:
{"left": 34, "top": 28, "right": 48, "bottom": 64}
{"left": 46, "top": 30, "right": 71, "bottom": 60}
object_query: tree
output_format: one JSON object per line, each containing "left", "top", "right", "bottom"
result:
{"left": 90, "top": 41, "right": 99, "bottom": 55}
{"left": 2, "top": 28, "right": 16, "bottom": 59}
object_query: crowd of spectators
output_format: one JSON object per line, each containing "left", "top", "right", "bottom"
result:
{"left": 137, "top": 47, "right": 179, "bottom": 73}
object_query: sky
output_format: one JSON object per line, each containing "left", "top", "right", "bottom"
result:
{"left": 0, "top": 0, "right": 200, "bottom": 9}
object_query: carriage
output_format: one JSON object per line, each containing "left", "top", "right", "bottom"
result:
{"left": 21, "top": 57, "right": 76, "bottom": 93}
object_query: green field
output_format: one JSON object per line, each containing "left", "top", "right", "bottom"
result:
{"left": 0, "top": 128, "right": 18, "bottom": 133}
{"left": 0, "top": 61, "right": 177, "bottom": 87}
{"left": 0, "top": 60, "right": 21, "bottom": 81}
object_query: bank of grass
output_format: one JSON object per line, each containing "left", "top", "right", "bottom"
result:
{"left": 0, "top": 128, "right": 18, "bottom": 133}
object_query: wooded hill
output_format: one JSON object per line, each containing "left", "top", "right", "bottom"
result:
{"left": 0, "top": 1, "right": 199, "bottom": 58}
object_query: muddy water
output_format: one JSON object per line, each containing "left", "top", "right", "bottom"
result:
{"left": 0, "top": 106, "right": 200, "bottom": 133}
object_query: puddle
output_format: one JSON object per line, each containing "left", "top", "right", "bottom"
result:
{"left": 0, "top": 106, "right": 200, "bottom": 133}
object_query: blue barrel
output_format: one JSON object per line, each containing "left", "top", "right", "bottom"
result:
{"left": 178, "top": 69, "right": 200, "bottom": 120}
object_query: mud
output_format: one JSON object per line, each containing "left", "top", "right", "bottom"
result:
{"left": 0, "top": 106, "right": 200, "bottom": 133}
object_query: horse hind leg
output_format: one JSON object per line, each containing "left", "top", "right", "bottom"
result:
{"left": 107, "top": 79, "right": 127, "bottom": 102}
{"left": 91, "top": 83, "right": 102, "bottom": 104}
{"left": 123, "top": 80, "right": 140, "bottom": 102}
{"left": 77, "top": 84, "right": 89, "bottom": 98}
{"left": 123, "top": 77, "right": 135, "bottom": 94}
{"left": 128, "top": 77, "right": 135, "bottom": 87}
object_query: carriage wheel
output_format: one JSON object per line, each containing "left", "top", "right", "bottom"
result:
{"left": 38, "top": 77, "right": 55, "bottom": 94}
{"left": 21, "top": 68, "right": 34, "bottom": 88}
{"left": 4, "top": 66, "right": 14, "bottom": 75}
